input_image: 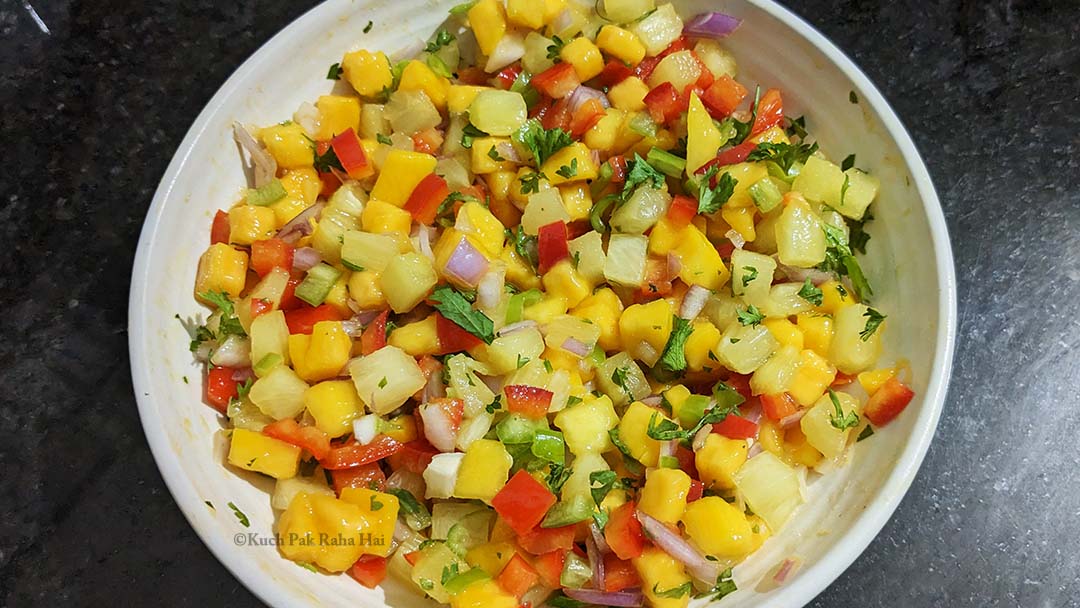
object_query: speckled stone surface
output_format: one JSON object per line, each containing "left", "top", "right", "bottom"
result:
{"left": 1, "top": 0, "right": 1077, "bottom": 606}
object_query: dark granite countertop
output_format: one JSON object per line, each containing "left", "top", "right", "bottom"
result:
{"left": 1, "top": 0, "right": 1078, "bottom": 606}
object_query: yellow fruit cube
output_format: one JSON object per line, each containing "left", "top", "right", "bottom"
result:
{"left": 341, "top": 49, "right": 393, "bottom": 99}
{"left": 506, "top": 0, "right": 544, "bottom": 29}
{"left": 695, "top": 433, "right": 748, "bottom": 491}
{"left": 596, "top": 25, "right": 646, "bottom": 66}
{"left": 454, "top": 439, "right": 512, "bottom": 503}
{"left": 339, "top": 487, "right": 400, "bottom": 557}
{"left": 638, "top": 467, "right": 692, "bottom": 524}
{"left": 387, "top": 316, "right": 440, "bottom": 356}
{"left": 324, "top": 272, "right": 352, "bottom": 318}
{"left": 381, "top": 414, "right": 418, "bottom": 443}
{"left": 228, "top": 428, "right": 300, "bottom": 479}
{"left": 722, "top": 204, "right": 756, "bottom": 242}
{"left": 458, "top": 201, "right": 506, "bottom": 256}
{"left": 686, "top": 92, "right": 724, "bottom": 174}
{"left": 658, "top": 221, "right": 729, "bottom": 290}
{"left": 362, "top": 198, "right": 413, "bottom": 236}
{"left": 397, "top": 60, "right": 451, "bottom": 111}
{"left": 471, "top": 137, "right": 516, "bottom": 175}
{"left": 559, "top": 37, "right": 604, "bottom": 81}
{"left": 683, "top": 318, "right": 722, "bottom": 372}
{"left": 789, "top": 348, "right": 837, "bottom": 406}
{"left": 763, "top": 318, "right": 805, "bottom": 350}
{"left": 316, "top": 95, "right": 361, "bottom": 140}
{"left": 750, "top": 125, "right": 790, "bottom": 145}
{"left": 819, "top": 280, "right": 857, "bottom": 312}
{"left": 784, "top": 426, "right": 823, "bottom": 467}
{"left": 570, "top": 288, "right": 623, "bottom": 351}
{"left": 681, "top": 496, "right": 755, "bottom": 559}
{"left": 502, "top": 245, "right": 542, "bottom": 290}
{"left": 559, "top": 182, "right": 593, "bottom": 221}
{"left": 273, "top": 167, "right": 321, "bottom": 227}
{"left": 277, "top": 492, "right": 367, "bottom": 571}
{"left": 465, "top": 542, "right": 516, "bottom": 576}
{"left": 662, "top": 384, "right": 692, "bottom": 421}
{"left": 304, "top": 380, "right": 362, "bottom": 438}
{"left": 450, "top": 580, "right": 518, "bottom": 608}
{"left": 583, "top": 108, "right": 625, "bottom": 153}
{"left": 540, "top": 142, "right": 599, "bottom": 185}
{"left": 634, "top": 547, "right": 692, "bottom": 608}
{"left": 720, "top": 162, "right": 769, "bottom": 208}
{"left": 370, "top": 150, "right": 437, "bottom": 206}
{"left": 451, "top": 85, "right": 491, "bottom": 115}
{"left": 228, "top": 205, "right": 277, "bottom": 246}
{"left": 858, "top": 367, "right": 898, "bottom": 395}
{"left": 553, "top": 394, "right": 619, "bottom": 455}
{"left": 522, "top": 295, "right": 568, "bottom": 324}
{"left": 543, "top": 0, "right": 567, "bottom": 23}
{"left": 468, "top": 0, "right": 508, "bottom": 56}
{"left": 195, "top": 243, "right": 248, "bottom": 300}
{"left": 617, "top": 401, "right": 668, "bottom": 467}
{"left": 542, "top": 260, "right": 591, "bottom": 308}
{"left": 508, "top": 165, "right": 553, "bottom": 206}
{"left": 347, "top": 269, "right": 387, "bottom": 309}
{"left": 797, "top": 312, "right": 833, "bottom": 357}
{"left": 288, "top": 321, "right": 352, "bottom": 382}
{"left": 485, "top": 170, "right": 516, "bottom": 205}
{"left": 607, "top": 76, "right": 649, "bottom": 112}
{"left": 619, "top": 298, "right": 673, "bottom": 364}
{"left": 261, "top": 122, "right": 314, "bottom": 169}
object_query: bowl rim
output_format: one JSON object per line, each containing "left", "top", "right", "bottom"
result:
{"left": 128, "top": 1, "right": 957, "bottom": 606}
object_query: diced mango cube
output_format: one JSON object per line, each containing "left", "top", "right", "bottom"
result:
{"left": 616, "top": 401, "right": 667, "bottom": 467}
{"left": 695, "top": 433, "right": 748, "bottom": 491}
{"left": 387, "top": 316, "right": 440, "bottom": 356}
{"left": 788, "top": 348, "right": 836, "bottom": 406}
{"left": 347, "top": 269, "right": 387, "bottom": 309}
{"left": 558, "top": 182, "right": 593, "bottom": 221}
{"left": 471, "top": 137, "right": 516, "bottom": 175}
{"left": 195, "top": 243, "right": 248, "bottom": 300}
{"left": 619, "top": 298, "right": 673, "bottom": 366}
{"left": 763, "top": 317, "right": 804, "bottom": 350}
{"left": 681, "top": 496, "right": 755, "bottom": 559}
{"left": 397, "top": 60, "right": 451, "bottom": 111}
{"left": 370, "top": 150, "right": 437, "bottom": 206}
{"left": 277, "top": 492, "right": 366, "bottom": 571}
{"left": 540, "top": 142, "right": 599, "bottom": 185}
{"left": 634, "top": 547, "right": 692, "bottom": 608}
{"left": 454, "top": 439, "right": 512, "bottom": 503}
{"left": 819, "top": 280, "right": 857, "bottom": 313}
{"left": 542, "top": 260, "right": 591, "bottom": 308}
{"left": 228, "top": 205, "right": 277, "bottom": 246}
{"left": 570, "top": 288, "right": 623, "bottom": 351}
{"left": 607, "top": 77, "right": 649, "bottom": 112}
{"left": 858, "top": 366, "right": 898, "bottom": 395}
{"left": 339, "top": 487, "right": 400, "bottom": 557}
{"left": 289, "top": 321, "right": 352, "bottom": 382}
{"left": 316, "top": 95, "right": 361, "bottom": 140}
{"left": 304, "top": 380, "right": 362, "bottom": 438}
{"left": 261, "top": 122, "right": 314, "bottom": 169}
{"left": 596, "top": 25, "right": 646, "bottom": 66}
{"left": 559, "top": 37, "right": 604, "bottom": 81}
{"left": 638, "top": 467, "right": 692, "bottom": 524}
{"left": 228, "top": 428, "right": 300, "bottom": 479}
{"left": 553, "top": 394, "right": 618, "bottom": 455}
{"left": 506, "top": 0, "right": 544, "bottom": 29}
{"left": 362, "top": 198, "right": 413, "bottom": 236}
{"left": 448, "top": 85, "right": 490, "bottom": 114}
{"left": 797, "top": 312, "right": 833, "bottom": 357}
{"left": 684, "top": 318, "right": 722, "bottom": 372}
{"left": 342, "top": 49, "right": 393, "bottom": 98}
{"left": 467, "top": 0, "right": 507, "bottom": 56}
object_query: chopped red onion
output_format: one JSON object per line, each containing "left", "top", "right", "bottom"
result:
{"left": 477, "top": 267, "right": 506, "bottom": 310}
{"left": 747, "top": 441, "right": 765, "bottom": 458}
{"left": 386, "top": 469, "right": 426, "bottom": 499}
{"left": 232, "top": 122, "right": 277, "bottom": 188}
{"left": 666, "top": 252, "right": 682, "bottom": 276}
{"left": 586, "top": 531, "right": 606, "bottom": 590}
{"left": 496, "top": 141, "right": 521, "bottom": 163}
{"left": 683, "top": 12, "right": 742, "bottom": 39}
{"left": 640, "top": 395, "right": 663, "bottom": 407}
{"left": 567, "top": 85, "right": 611, "bottom": 115}
{"left": 551, "top": 9, "right": 575, "bottom": 35}
{"left": 292, "top": 247, "right": 322, "bottom": 272}
{"left": 774, "top": 256, "right": 834, "bottom": 285}
{"left": 659, "top": 439, "right": 678, "bottom": 458}
{"left": 743, "top": 402, "right": 763, "bottom": 424}
{"left": 443, "top": 238, "right": 489, "bottom": 288}
{"left": 292, "top": 102, "right": 320, "bottom": 139}
{"left": 562, "top": 336, "right": 590, "bottom": 357}
{"left": 780, "top": 409, "right": 807, "bottom": 428}
{"left": 563, "top": 589, "right": 643, "bottom": 607}
{"left": 679, "top": 284, "right": 710, "bottom": 320}
{"left": 416, "top": 224, "right": 435, "bottom": 261}
{"left": 637, "top": 511, "right": 719, "bottom": 583}
{"left": 590, "top": 522, "right": 610, "bottom": 555}
{"left": 725, "top": 228, "right": 746, "bottom": 250}
{"left": 774, "top": 557, "right": 800, "bottom": 584}
{"left": 419, "top": 402, "right": 458, "bottom": 452}
{"left": 692, "top": 424, "right": 712, "bottom": 451}
{"left": 497, "top": 319, "right": 538, "bottom": 336}
{"left": 231, "top": 367, "right": 255, "bottom": 382}
{"left": 478, "top": 373, "right": 502, "bottom": 395}
{"left": 276, "top": 202, "right": 324, "bottom": 243}
{"left": 341, "top": 319, "right": 364, "bottom": 338}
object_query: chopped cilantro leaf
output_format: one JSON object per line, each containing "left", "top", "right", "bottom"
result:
{"left": 860, "top": 307, "right": 886, "bottom": 341}
{"left": 227, "top": 502, "right": 250, "bottom": 527}
{"left": 828, "top": 389, "right": 860, "bottom": 430}
{"left": 555, "top": 158, "right": 578, "bottom": 179}
{"left": 430, "top": 286, "right": 495, "bottom": 344}
{"left": 658, "top": 315, "right": 694, "bottom": 374}
{"left": 326, "top": 62, "right": 343, "bottom": 80}
{"left": 737, "top": 304, "right": 765, "bottom": 326}
{"left": 798, "top": 278, "right": 824, "bottom": 306}
{"left": 696, "top": 166, "right": 738, "bottom": 214}
{"left": 746, "top": 141, "right": 820, "bottom": 172}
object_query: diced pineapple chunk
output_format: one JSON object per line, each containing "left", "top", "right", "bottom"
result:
{"left": 348, "top": 345, "right": 427, "bottom": 414}
{"left": 381, "top": 253, "right": 437, "bottom": 313}
{"left": 776, "top": 194, "right": 827, "bottom": 267}
{"left": 800, "top": 390, "right": 859, "bottom": 459}
{"left": 603, "top": 233, "right": 648, "bottom": 287}
{"left": 629, "top": 3, "right": 683, "bottom": 56}
{"left": 829, "top": 303, "right": 883, "bottom": 374}
{"left": 249, "top": 364, "right": 310, "bottom": 420}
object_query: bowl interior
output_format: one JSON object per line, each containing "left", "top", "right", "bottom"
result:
{"left": 129, "top": 1, "right": 955, "bottom": 606}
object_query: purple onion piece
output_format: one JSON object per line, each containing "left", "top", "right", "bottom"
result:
{"left": 563, "top": 588, "right": 644, "bottom": 607}
{"left": 683, "top": 12, "right": 742, "bottom": 39}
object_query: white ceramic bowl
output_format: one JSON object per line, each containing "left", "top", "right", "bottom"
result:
{"left": 129, "top": 1, "right": 957, "bottom": 606}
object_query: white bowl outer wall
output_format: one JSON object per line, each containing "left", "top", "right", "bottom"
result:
{"left": 128, "top": 1, "right": 957, "bottom": 606}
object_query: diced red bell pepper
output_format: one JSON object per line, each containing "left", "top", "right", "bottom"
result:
{"left": 411, "top": 128, "right": 444, "bottom": 156}
{"left": 387, "top": 438, "right": 440, "bottom": 474}
{"left": 314, "top": 140, "right": 341, "bottom": 198}
{"left": 713, "top": 414, "right": 759, "bottom": 439}
{"left": 403, "top": 551, "right": 422, "bottom": 566}
{"left": 700, "top": 75, "right": 748, "bottom": 118}
{"left": 609, "top": 155, "right": 628, "bottom": 183}
{"left": 434, "top": 312, "right": 484, "bottom": 355}
{"left": 348, "top": 555, "right": 388, "bottom": 589}
{"left": 569, "top": 97, "right": 606, "bottom": 138}
{"left": 360, "top": 310, "right": 389, "bottom": 355}
{"left": 686, "top": 479, "right": 705, "bottom": 503}
{"left": 531, "top": 62, "right": 580, "bottom": 99}
{"left": 726, "top": 374, "right": 753, "bottom": 400}
{"left": 666, "top": 195, "right": 698, "bottom": 227}
{"left": 675, "top": 445, "right": 698, "bottom": 479}
{"left": 643, "top": 82, "right": 682, "bottom": 124}
{"left": 633, "top": 55, "right": 661, "bottom": 81}
{"left": 331, "top": 128, "right": 374, "bottom": 179}
{"left": 537, "top": 220, "right": 570, "bottom": 274}
{"left": 284, "top": 304, "right": 342, "bottom": 334}
{"left": 695, "top": 141, "right": 759, "bottom": 177}
{"left": 635, "top": 256, "right": 673, "bottom": 303}
{"left": 596, "top": 59, "right": 633, "bottom": 88}
{"left": 402, "top": 173, "right": 450, "bottom": 225}
{"left": 503, "top": 385, "right": 555, "bottom": 420}
{"left": 493, "top": 63, "right": 523, "bottom": 90}
{"left": 250, "top": 238, "right": 294, "bottom": 276}
{"left": 690, "top": 51, "right": 715, "bottom": 90}
{"left": 716, "top": 239, "right": 736, "bottom": 259}
{"left": 496, "top": 553, "right": 540, "bottom": 599}
{"left": 492, "top": 470, "right": 557, "bottom": 535}
{"left": 864, "top": 377, "right": 916, "bottom": 426}
{"left": 249, "top": 298, "right": 272, "bottom": 320}
{"left": 517, "top": 523, "right": 576, "bottom": 555}
{"left": 205, "top": 366, "right": 238, "bottom": 412}
{"left": 831, "top": 372, "right": 856, "bottom": 387}
{"left": 761, "top": 392, "right": 800, "bottom": 422}
{"left": 320, "top": 435, "right": 404, "bottom": 470}
{"left": 279, "top": 276, "right": 302, "bottom": 311}
{"left": 604, "top": 501, "right": 645, "bottom": 560}
{"left": 210, "top": 210, "right": 230, "bottom": 245}
{"left": 532, "top": 550, "right": 567, "bottom": 588}
{"left": 331, "top": 463, "right": 387, "bottom": 495}
{"left": 603, "top": 554, "right": 642, "bottom": 592}
{"left": 457, "top": 66, "right": 489, "bottom": 85}
{"left": 539, "top": 96, "right": 572, "bottom": 131}
{"left": 751, "top": 88, "right": 784, "bottom": 136}
{"left": 263, "top": 418, "right": 332, "bottom": 460}
{"left": 422, "top": 397, "right": 464, "bottom": 432}
{"left": 658, "top": 36, "right": 689, "bottom": 58}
